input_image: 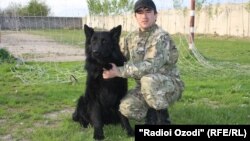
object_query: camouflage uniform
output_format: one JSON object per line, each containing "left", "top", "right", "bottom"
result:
{"left": 118, "top": 24, "right": 185, "bottom": 121}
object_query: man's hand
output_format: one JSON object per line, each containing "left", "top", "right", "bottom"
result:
{"left": 102, "top": 63, "right": 121, "bottom": 79}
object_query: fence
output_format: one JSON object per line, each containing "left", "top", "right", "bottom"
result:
{"left": 0, "top": 3, "right": 249, "bottom": 37}
{"left": 0, "top": 16, "right": 82, "bottom": 30}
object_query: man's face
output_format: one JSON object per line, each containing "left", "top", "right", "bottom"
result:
{"left": 135, "top": 7, "right": 157, "bottom": 31}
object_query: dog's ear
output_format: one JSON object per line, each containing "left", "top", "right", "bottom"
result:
{"left": 110, "top": 25, "right": 122, "bottom": 43}
{"left": 84, "top": 24, "right": 94, "bottom": 39}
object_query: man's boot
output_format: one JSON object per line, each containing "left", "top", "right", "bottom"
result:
{"left": 145, "top": 108, "right": 157, "bottom": 125}
{"left": 156, "top": 108, "right": 171, "bottom": 125}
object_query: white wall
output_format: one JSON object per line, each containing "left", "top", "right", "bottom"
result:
{"left": 83, "top": 3, "right": 250, "bottom": 37}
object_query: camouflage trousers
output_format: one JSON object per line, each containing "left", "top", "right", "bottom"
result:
{"left": 119, "top": 73, "right": 184, "bottom": 121}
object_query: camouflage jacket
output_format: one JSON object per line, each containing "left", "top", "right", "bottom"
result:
{"left": 118, "top": 24, "right": 181, "bottom": 80}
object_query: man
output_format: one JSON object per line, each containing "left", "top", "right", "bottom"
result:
{"left": 103, "top": 0, "right": 184, "bottom": 125}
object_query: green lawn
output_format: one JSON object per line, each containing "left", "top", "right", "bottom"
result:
{"left": 0, "top": 32, "right": 249, "bottom": 141}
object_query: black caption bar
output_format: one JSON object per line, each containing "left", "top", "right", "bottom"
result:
{"left": 135, "top": 125, "right": 250, "bottom": 141}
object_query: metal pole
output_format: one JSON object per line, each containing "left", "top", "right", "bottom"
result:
{"left": 189, "top": 0, "right": 195, "bottom": 50}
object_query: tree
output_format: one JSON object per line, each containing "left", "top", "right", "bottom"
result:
{"left": 173, "top": 0, "right": 183, "bottom": 10}
{"left": 196, "top": 0, "right": 206, "bottom": 15}
{"left": 1, "top": 0, "right": 50, "bottom": 16}
{"left": 21, "top": 0, "right": 50, "bottom": 16}
{"left": 87, "top": 0, "right": 134, "bottom": 16}
{"left": 1, "top": 2, "right": 22, "bottom": 16}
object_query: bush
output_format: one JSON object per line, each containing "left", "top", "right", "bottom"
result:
{"left": 0, "top": 48, "right": 16, "bottom": 63}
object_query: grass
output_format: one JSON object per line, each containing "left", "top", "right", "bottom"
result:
{"left": 0, "top": 32, "right": 249, "bottom": 141}
{"left": 0, "top": 48, "right": 17, "bottom": 64}
{"left": 194, "top": 35, "right": 250, "bottom": 64}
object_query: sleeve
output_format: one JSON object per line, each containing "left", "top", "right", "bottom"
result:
{"left": 118, "top": 34, "right": 178, "bottom": 79}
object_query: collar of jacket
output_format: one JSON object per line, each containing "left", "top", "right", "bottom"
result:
{"left": 139, "top": 24, "right": 158, "bottom": 37}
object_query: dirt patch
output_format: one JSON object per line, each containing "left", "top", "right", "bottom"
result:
{"left": 0, "top": 134, "right": 14, "bottom": 141}
{"left": 31, "top": 108, "right": 75, "bottom": 128}
{"left": 0, "top": 119, "right": 7, "bottom": 124}
{"left": 0, "top": 31, "right": 85, "bottom": 62}
{"left": 44, "top": 108, "right": 74, "bottom": 120}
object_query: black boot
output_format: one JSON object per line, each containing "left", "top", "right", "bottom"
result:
{"left": 145, "top": 108, "right": 157, "bottom": 125}
{"left": 156, "top": 108, "right": 171, "bottom": 125}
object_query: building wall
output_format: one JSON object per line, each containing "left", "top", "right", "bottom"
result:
{"left": 83, "top": 4, "right": 250, "bottom": 37}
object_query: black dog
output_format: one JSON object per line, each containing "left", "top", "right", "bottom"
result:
{"left": 72, "top": 24, "right": 134, "bottom": 140}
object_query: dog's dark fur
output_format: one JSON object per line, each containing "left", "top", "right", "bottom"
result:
{"left": 72, "top": 24, "right": 134, "bottom": 140}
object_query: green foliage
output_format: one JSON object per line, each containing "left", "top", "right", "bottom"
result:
{"left": 87, "top": 0, "right": 134, "bottom": 16}
{"left": 22, "top": 0, "right": 50, "bottom": 16}
{"left": 1, "top": 0, "right": 50, "bottom": 16}
{"left": 18, "top": 7, "right": 29, "bottom": 16}
{"left": 196, "top": 0, "right": 206, "bottom": 12}
{"left": 0, "top": 48, "right": 16, "bottom": 64}
{"left": 173, "top": 0, "right": 189, "bottom": 17}
{"left": 173, "top": 0, "right": 183, "bottom": 10}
